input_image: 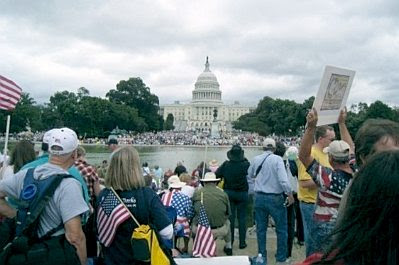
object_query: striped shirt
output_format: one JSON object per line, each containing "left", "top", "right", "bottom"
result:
{"left": 307, "top": 160, "right": 352, "bottom": 222}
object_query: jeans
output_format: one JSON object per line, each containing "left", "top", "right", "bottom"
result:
{"left": 312, "top": 219, "right": 336, "bottom": 252}
{"left": 224, "top": 189, "right": 248, "bottom": 246}
{"left": 299, "top": 201, "right": 316, "bottom": 257}
{"left": 255, "top": 192, "right": 287, "bottom": 263}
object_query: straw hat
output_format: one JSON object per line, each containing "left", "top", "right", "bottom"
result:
{"left": 209, "top": 159, "right": 218, "bottom": 167}
{"left": 200, "top": 172, "right": 220, "bottom": 182}
{"left": 168, "top": 175, "right": 186, "bottom": 188}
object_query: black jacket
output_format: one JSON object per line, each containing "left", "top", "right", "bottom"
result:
{"left": 216, "top": 159, "right": 250, "bottom": 192}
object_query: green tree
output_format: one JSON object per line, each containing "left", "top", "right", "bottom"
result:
{"left": 365, "top": 100, "right": 396, "bottom": 120}
{"left": 9, "top": 93, "right": 43, "bottom": 132}
{"left": 164, "top": 113, "right": 175, "bottom": 130}
{"left": 77, "top": 87, "right": 90, "bottom": 100}
{"left": 234, "top": 96, "right": 312, "bottom": 136}
{"left": 44, "top": 91, "right": 79, "bottom": 129}
{"left": 106, "top": 77, "right": 162, "bottom": 131}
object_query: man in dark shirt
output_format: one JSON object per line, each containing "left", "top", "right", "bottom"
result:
{"left": 216, "top": 144, "right": 250, "bottom": 249}
{"left": 174, "top": 161, "right": 187, "bottom": 176}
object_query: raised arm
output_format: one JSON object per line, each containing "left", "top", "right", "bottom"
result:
{"left": 338, "top": 107, "right": 355, "bottom": 155}
{"left": 299, "top": 108, "right": 318, "bottom": 168}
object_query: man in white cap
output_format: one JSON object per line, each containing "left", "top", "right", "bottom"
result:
{"left": 21, "top": 129, "right": 90, "bottom": 206}
{"left": 299, "top": 108, "right": 354, "bottom": 255}
{"left": 192, "top": 172, "right": 232, "bottom": 256}
{"left": 247, "top": 137, "right": 294, "bottom": 265}
{"left": 0, "top": 127, "right": 89, "bottom": 265}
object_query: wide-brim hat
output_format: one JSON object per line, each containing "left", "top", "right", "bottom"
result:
{"left": 209, "top": 159, "right": 218, "bottom": 167}
{"left": 168, "top": 175, "right": 186, "bottom": 188}
{"left": 227, "top": 144, "right": 244, "bottom": 161}
{"left": 200, "top": 172, "right": 220, "bottom": 182}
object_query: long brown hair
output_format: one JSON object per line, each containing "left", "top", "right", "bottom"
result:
{"left": 105, "top": 146, "right": 145, "bottom": 190}
{"left": 10, "top": 140, "right": 36, "bottom": 173}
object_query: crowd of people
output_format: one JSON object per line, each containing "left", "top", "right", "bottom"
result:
{"left": 83, "top": 130, "right": 299, "bottom": 147}
{"left": 0, "top": 106, "right": 398, "bottom": 265}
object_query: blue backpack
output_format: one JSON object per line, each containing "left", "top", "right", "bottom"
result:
{"left": 0, "top": 168, "right": 77, "bottom": 265}
{"left": 14, "top": 168, "right": 72, "bottom": 238}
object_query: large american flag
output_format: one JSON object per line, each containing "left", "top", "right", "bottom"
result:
{"left": 0, "top": 75, "right": 22, "bottom": 110}
{"left": 161, "top": 190, "right": 191, "bottom": 237}
{"left": 97, "top": 190, "right": 131, "bottom": 247}
{"left": 192, "top": 204, "right": 216, "bottom": 257}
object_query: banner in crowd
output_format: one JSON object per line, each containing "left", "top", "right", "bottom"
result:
{"left": 312, "top": 66, "right": 355, "bottom": 126}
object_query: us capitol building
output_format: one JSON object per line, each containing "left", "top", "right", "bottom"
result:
{"left": 160, "top": 57, "right": 253, "bottom": 132}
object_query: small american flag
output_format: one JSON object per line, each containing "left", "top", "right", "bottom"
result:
{"left": 0, "top": 75, "right": 22, "bottom": 110}
{"left": 192, "top": 204, "right": 216, "bottom": 257}
{"left": 97, "top": 190, "right": 131, "bottom": 247}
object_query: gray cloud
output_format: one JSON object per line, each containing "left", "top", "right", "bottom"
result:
{"left": 0, "top": 0, "right": 398, "bottom": 108}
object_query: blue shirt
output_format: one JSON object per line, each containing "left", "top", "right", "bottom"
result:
{"left": 21, "top": 153, "right": 90, "bottom": 204}
{"left": 247, "top": 151, "right": 292, "bottom": 194}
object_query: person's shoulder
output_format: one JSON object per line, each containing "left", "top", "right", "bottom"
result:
{"left": 67, "top": 166, "right": 82, "bottom": 177}
{"left": 59, "top": 176, "right": 82, "bottom": 189}
{"left": 21, "top": 155, "right": 49, "bottom": 170}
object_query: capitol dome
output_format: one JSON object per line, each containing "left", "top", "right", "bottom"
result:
{"left": 192, "top": 57, "right": 222, "bottom": 103}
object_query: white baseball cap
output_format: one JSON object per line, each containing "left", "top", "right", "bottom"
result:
{"left": 48, "top": 127, "right": 78, "bottom": 155}
{"left": 42, "top": 129, "right": 56, "bottom": 144}
{"left": 323, "top": 140, "right": 350, "bottom": 159}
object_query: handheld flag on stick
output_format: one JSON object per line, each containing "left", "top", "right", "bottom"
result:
{"left": 0, "top": 75, "right": 22, "bottom": 111}
{"left": 0, "top": 75, "right": 22, "bottom": 159}
{"left": 97, "top": 189, "right": 131, "bottom": 247}
{"left": 192, "top": 192, "right": 216, "bottom": 257}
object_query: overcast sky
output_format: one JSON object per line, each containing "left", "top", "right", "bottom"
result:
{"left": 1, "top": 0, "right": 398, "bottom": 107}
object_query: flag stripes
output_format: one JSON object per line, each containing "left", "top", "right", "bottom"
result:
{"left": 192, "top": 204, "right": 216, "bottom": 257}
{"left": 0, "top": 75, "right": 22, "bottom": 110}
{"left": 97, "top": 190, "right": 131, "bottom": 247}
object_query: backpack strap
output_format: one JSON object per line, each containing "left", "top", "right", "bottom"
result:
{"left": 254, "top": 153, "right": 272, "bottom": 178}
{"left": 15, "top": 168, "right": 73, "bottom": 239}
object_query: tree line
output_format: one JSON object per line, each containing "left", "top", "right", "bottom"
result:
{"left": 0, "top": 78, "right": 163, "bottom": 137}
{"left": 1, "top": 75, "right": 398, "bottom": 139}
{"left": 233, "top": 96, "right": 399, "bottom": 137}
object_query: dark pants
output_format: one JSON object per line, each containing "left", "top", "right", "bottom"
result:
{"left": 287, "top": 194, "right": 304, "bottom": 257}
{"left": 287, "top": 202, "right": 295, "bottom": 258}
{"left": 294, "top": 194, "right": 304, "bottom": 243}
{"left": 224, "top": 189, "right": 248, "bottom": 246}
{"left": 84, "top": 213, "right": 98, "bottom": 258}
